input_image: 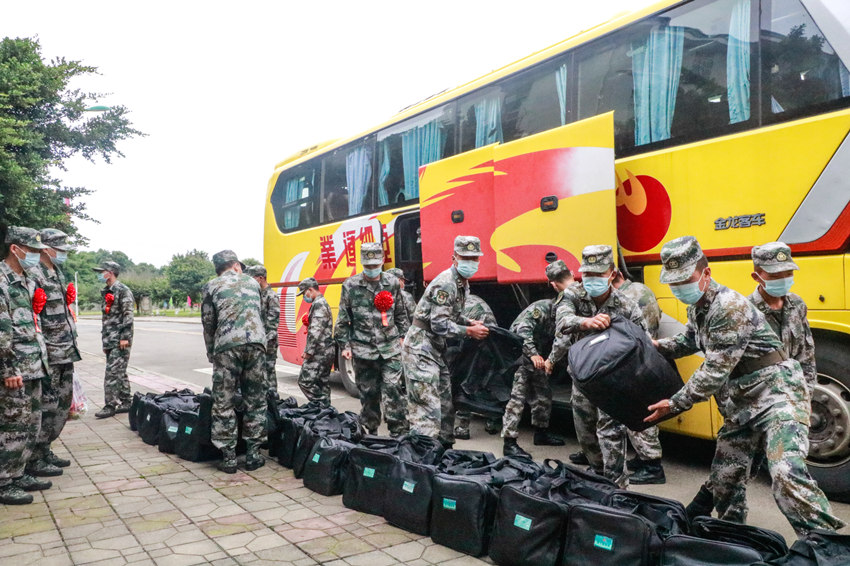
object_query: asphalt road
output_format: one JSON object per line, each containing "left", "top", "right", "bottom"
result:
{"left": 76, "top": 316, "right": 850, "bottom": 543}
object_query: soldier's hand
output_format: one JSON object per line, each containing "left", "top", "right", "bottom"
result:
{"left": 645, "top": 399, "right": 672, "bottom": 423}
{"left": 342, "top": 349, "right": 353, "bottom": 360}
{"left": 119, "top": 339, "right": 130, "bottom": 350}
{"left": 466, "top": 323, "right": 489, "bottom": 340}
{"left": 531, "top": 355, "right": 545, "bottom": 370}
{"left": 544, "top": 359, "right": 554, "bottom": 375}
{"left": 303, "top": 352, "right": 312, "bottom": 360}
{"left": 4, "top": 376, "right": 23, "bottom": 389}
{"left": 580, "top": 313, "right": 610, "bottom": 331}
{"left": 652, "top": 339, "right": 659, "bottom": 348}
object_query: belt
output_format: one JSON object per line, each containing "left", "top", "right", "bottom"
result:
{"left": 730, "top": 349, "right": 788, "bottom": 379}
{"left": 412, "top": 319, "right": 430, "bottom": 331}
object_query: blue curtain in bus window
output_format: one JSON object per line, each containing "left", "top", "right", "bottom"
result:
{"left": 840, "top": 64, "right": 850, "bottom": 98}
{"left": 377, "top": 141, "right": 390, "bottom": 207}
{"left": 401, "top": 120, "right": 445, "bottom": 200}
{"left": 346, "top": 145, "right": 373, "bottom": 216}
{"left": 633, "top": 25, "right": 684, "bottom": 146}
{"left": 727, "top": 0, "right": 751, "bottom": 124}
{"left": 474, "top": 97, "right": 503, "bottom": 147}
{"left": 283, "top": 178, "right": 301, "bottom": 229}
{"left": 556, "top": 64, "right": 568, "bottom": 126}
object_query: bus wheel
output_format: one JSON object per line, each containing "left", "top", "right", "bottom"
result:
{"left": 806, "top": 338, "right": 850, "bottom": 502}
{"left": 337, "top": 353, "right": 360, "bottom": 398}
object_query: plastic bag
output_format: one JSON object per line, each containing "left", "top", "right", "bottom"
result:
{"left": 69, "top": 373, "right": 88, "bottom": 418}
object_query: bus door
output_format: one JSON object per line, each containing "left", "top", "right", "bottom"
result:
{"left": 391, "top": 212, "right": 424, "bottom": 298}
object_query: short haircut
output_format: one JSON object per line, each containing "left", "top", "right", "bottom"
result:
{"left": 216, "top": 260, "right": 237, "bottom": 276}
{"left": 552, "top": 269, "right": 572, "bottom": 283}
{"left": 696, "top": 257, "right": 709, "bottom": 272}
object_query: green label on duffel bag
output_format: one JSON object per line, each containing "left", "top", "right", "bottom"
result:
{"left": 594, "top": 534, "right": 614, "bottom": 551}
{"left": 402, "top": 481, "right": 416, "bottom": 493}
{"left": 363, "top": 467, "right": 375, "bottom": 478}
{"left": 442, "top": 498, "right": 456, "bottom": 510}
{"left": 312, "top": 453, "right": 321, "bottom": 463}
{"left": 167, "top": 426, "right": 178, "bottom": 433}
{"left": 184, "top": 426, "right": 193, "bottom": 434}
{"left": 514, "top": 514, "right": 532, "bottom": 531}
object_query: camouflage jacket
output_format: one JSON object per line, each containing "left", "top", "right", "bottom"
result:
{"left": 548, "top": 283, "right": 646, "bottom": 365}
{"left": 304, "top": 294, "right": 334, "bottom": 358}
{"left": 511, "top": 299, "right": 556, "bottom": 360}
{"left": 335, "top": 272, "right": 409, "bottom": 360}
{"left": 657, "top": 280, "right": 809, "bottom": 426}
{"left": 0, "top": 261, "right": 49, "bottom": 381}
{"left": 201, "top": 270, "right": 265, "bottom": 360}
{"left": 464, "top": 294, "right": 497, "bottom": 326}
{"left": 618, "top": 280, "right": 662, "bottom": 339}
{"left": 259, "top": 285, "right": 280, "bottom": 348}
{"left": 410, "top": 266, "right": 471, "bottom": 350}
{"left": 400, "top": 290, "right": 417, "bottom": 324}
{"left": 30, "top": 263, "right": 80, "bottom": 365}
{"left": 101, "top": 280, "right": 134, "bottom": 349}
{"left": 749, "top": 288, "right": 816, "bottom": 390}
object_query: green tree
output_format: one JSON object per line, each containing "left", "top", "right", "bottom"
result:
{"left": 0, "top": 37, "right": 143, "bottom": 242}
{"left": 242, "top": 257, "right": 262, "bottom": 267}
{"left": 165, "top": 250, "right": 215, "bottom": 304}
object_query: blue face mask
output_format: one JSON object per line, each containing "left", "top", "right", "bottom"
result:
{"left": 363, "top": 267, "right": 382, "bottom": 279}
{"left": 98, "top": 272, "right": 107, "bottom": 283}
{"left": 456, "top": 260, "right": 479, "bottom": 279}
{"left": 759, "top": 275, "right": 794, "bottom": 298}
{"left": 303, "top": 295, "right": 314, "bottom": 304}
{"left": 18, "top": 251, "right": 40, "bottom": 269}
{"left": 52, "top": 251, "right": 68, "bottom": 266}
{"left": 582, "top": 275, "right": 610, "bottom": 298}
{"left": 671, "top": 271, "right": 707, "bottom": 305}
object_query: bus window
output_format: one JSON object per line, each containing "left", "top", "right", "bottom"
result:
{"left": 761, "top": 0, "right": 850, "bottom": 120}
{"left": 320, "top": 139, "right": 375, "bottom": 222}
{"left": 269, "top": 164, "right": 317, "bottom": 232}
{"left": 459, "top": 88, "right": 505, "bottom": 152}
{"left": 375, "top": 104, "right": 455, "bottom": 207}
{"left": 502, "top": 60, "right": 570, "bottom": 143}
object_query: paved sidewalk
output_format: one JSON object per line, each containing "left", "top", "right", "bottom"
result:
{"left": 0, "top": 354, "right": 487, "bottom": 566}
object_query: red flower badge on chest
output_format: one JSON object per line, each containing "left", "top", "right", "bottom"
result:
{"left": 105, "top": 292, "right": 115, "bottom": 314}
{"left": 66, "top": 282, "right": 76, "bottom": 305}
{"left": 32, "top": 288, "right": 47, "bottom": 332}
{"left": 301, "top": 313, "right": 309, "bottom": 333}
{"left": 374, "top": 291, "right": 394, "bottom": 327}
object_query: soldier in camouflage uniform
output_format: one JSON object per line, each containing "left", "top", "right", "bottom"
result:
{"left": 246, "top": 265, "right": 280, "bottom": 393}
{"left": 545, "top": 245, "right": 647, "bottom": 487}
{"left": 0, "top": 227, "right": 51, "bottom": 504}
{"left": 202, "top": 250, "right": 267, "bottom": 473}
{"left": 386, "top": 268, "right": 416, "bottom": 323}
{"left": 403, "top": 236, "right": 489, "bottom": 444}
{"left": 336, "top": 243, "right": 410, "bottom": 436}
{"left": 648, "top": 236, "right": 843, "bottom": 536}
{"left": 93, "top": 260, "right": 135, "bottom": 419}
{"left": 25, "top": 229, "right": 80, "bottom": 477}
{"left": 452, "top": 293, "right": 501, "bottom": 439}
{"left": 296, "top": 277, "right": 333, "bottom": 405}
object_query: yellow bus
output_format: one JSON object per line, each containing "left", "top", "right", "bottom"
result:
{"left": 265, "top": 0, "right": 850, "bottom": 499}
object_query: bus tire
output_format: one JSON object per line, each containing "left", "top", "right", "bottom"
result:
{"left": 337, "top": 352, "right": 360, "bottom": 398}
{"left": 806, "top": 336, "right": 850, "bottom": 503}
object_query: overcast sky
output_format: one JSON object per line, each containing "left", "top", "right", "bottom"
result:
{"left": 3, "top": 0, "right": 635, "bottom": 268}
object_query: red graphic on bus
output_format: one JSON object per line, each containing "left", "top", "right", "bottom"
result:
{"left": 616, "top": 171, "right": 672, "bottom": 253}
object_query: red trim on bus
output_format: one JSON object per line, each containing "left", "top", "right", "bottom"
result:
{"left": 788, "top": 201, "right": 850, "bottom": 254}
{"left": 270, "top": 277, "right": 350, "bottom": 288}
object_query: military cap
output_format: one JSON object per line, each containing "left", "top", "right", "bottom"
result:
{"left": 212, "top": 249, "right": 246, "bottom": 272}
{"left": 659, "top": 236, "right": 705, "bottom": 284}
{"left": 40, "top": 228, "right": 73, "bottom": 251}
{"left": 454, "top": 235, "right": 483, "bottom": 257}
{"left": 579, "top": 245, "right": 614, "bottom": 274}
{"left": 360, "top": 242, "right": 384, "bottom": 267}
{"left": 386, "top": 267, "right": 408, "bottom": 282}
{"left": 245, "top": 265, "right": 268, "bottom": 278}
{"left": 752, "top": 242, "right": 799, "bottom": 273}
{"left": 92, "top": 260, "right": 122, "bottom": 276}
{"left": 545, "top": 259, "right": 571, "bottom": 282}
{"left": 296, "top": 277, "right": 319, "bottom": 296}
{"left": 5, "top": 226, "right": 47, "bottom": 250}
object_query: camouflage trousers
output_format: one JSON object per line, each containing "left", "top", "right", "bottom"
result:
{"left": 264, "top": 343, "right": 278, "bottom": 392}
{"left": 710, "top": 410, "right": 844, "bottom": 536}
{"left": 501, "top": 363, "right": 552, "bottom": 439}
{"left": 404, "top": 344, "right": 454, "bottom": 442}
{"left": 30, "top": 363, "right": 74, "bottom": 462}
{"left": 298, "top": 353, "right": 333, "bottom": 406}
{"left": 104, "top": 347, "right": 132, "bottom": 407}
{"left": 572, "top": 384, "right": 628, "bottom": 487}
{"left": 0, "top": 379, "right": 42, "bottom": 487}
{"left": 353, "top": 355, "right": 408, "bottom": 436}
{"left": 210, "top": 345, "right": 267, "bottom": 452}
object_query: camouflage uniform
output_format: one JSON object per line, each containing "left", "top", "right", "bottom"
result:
{"left": 335, "top": 243, "right": 410, "bottom": 435}
{"left": 297, "top": 278, "right": 333, "bottom": 405}
{"left": 656, "top": 236, "right": 842, "bottom": 536}
{"left": 404, "top": 236, "right": 481, "bottom": 442}
{"left": 0, "top": 229, "right": 49, "bottom": 491}
{"left": 501, "top": 299, "right": 555, "bottom": 439}
{"left": 201, "top": 253, "right": 267, "bottom": 454}
{"left": 386, "top": 268, "right": 417, "bottom": 323}
{"left": 259, "top": 282, "right": 280, "bottom": 392}
{"left": 547, "top": 246, "right": 647, "bottom": 487}
{"left": 98, "top": 264, "right": 134, "bottom": 409}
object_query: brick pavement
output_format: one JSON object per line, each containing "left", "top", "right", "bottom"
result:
{"left": 0, "top": 354, "right": 489, "bottom": 566}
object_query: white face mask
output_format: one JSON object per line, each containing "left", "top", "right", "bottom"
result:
{"left": 52, "top": 251, "right": 68, "bottom": 265}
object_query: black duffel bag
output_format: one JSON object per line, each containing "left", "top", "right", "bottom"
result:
{"left": 452, "top": 326, "right": 524, "bottom": 418}
{"left": 342, "top": 436, "right": 401, "bottom": 516}
{"left": 608, "top": 490, "right": 690, "bottom": 539}
{"left": 302, "top": 436, "right": 358, "bottom": 496}
{"left": 277, "top": 404, "right": 336, "bottom": 467}
{"left": 568, "top": 316, "right": 683, "bottom": 431}
{"left": 768, "top": 529, "right": 850, "bottom": 565}
{"left": 129, "top": 392, "right": 155, "bottom": 432}
{"left": 292, "top": 411, "right": 361, "bottom": 479}
{"left": 562, "top": 502, "right": 661, "bottom": 566}
{"left": 661, "top": 534, "right": 765, "bottom": 566}
{"left": 175, "top": 390, "right": 221, "bottom": 462}
{"left": 265, "top": 393, "right": 298, "bottom": 457}
{"left": 158, "top": 409, "right": 181, "bottom": 454}
{"left": 690, "top": 516, "right": 788, "bottom": 562}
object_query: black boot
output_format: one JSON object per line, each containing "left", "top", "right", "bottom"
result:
{"left": 217, "top": 449, "right": 237, "bottom": 474}
{"left": 484, "top": 418, "right": 501, "bottom": 435}
{"left": 629, "top": 459, "right": 666, "bottom": 485}
{"left": 0, "top": 484, "right": 33, "bottom": 505}
{"left": 533, "top": 427, "right": 565, "bottom": 446}
{"left": 685, "top": 485, "right": 715, "bottom": 522}
{"left": 568, "top": 451, "right": 589, "bottom": 465}
{"left": 503, "top": 437, "right": 532, "bottom": 459}
{"left": 95, "top": 404, "right": 116, "bottom": 419}
{"left": 245, "top": 443, "right": 265, "bottom": 471}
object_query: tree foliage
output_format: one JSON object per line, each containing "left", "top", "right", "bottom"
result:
{"left": 165, "top": 249, "right": 215, "bottom": 304}
{"left": 0, "top": 37, "right": 143, "bottom": 242}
